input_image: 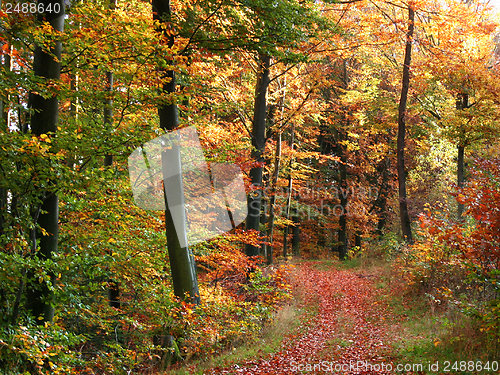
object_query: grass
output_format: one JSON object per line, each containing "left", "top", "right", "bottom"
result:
{"left": 360, "top": 254, "right": 500, "bottom": 374}
{"left": 391, "top": 313, "right": 500, "bottom": 374}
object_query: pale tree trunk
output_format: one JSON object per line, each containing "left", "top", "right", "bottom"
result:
{"left": 283, "top": 123, "right": 295, "bottom": 258}
{"left": 292, "top": 205, "right": 300, "bottom": 257}
{"left": 245, "top": 54, "right": 271, "bottom": 257}
{"left": 266, "top": 80, "right": 286, "bottom": 264}
{"left": 396, "top": 4, "right": 414, "bottom": 244}
{"left": 153, "top": 0, "right": 200, "bottom": 305}
{"left": 26, "top": 0, "right": 65, "bottom": 324}
{"left": 266, "top": 131, "right": 281, "bottom": 264}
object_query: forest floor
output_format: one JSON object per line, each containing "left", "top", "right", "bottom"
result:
{"left": 199, "top": 259, "right": 423, "bottom": 375}
{"left": 174, "top": 259, "right": 497, "bottom": 375}
{"left": 207, "top": 260, "right": 398, "bottom": 374}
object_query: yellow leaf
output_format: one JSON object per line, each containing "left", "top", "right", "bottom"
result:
{"left": 108, "top": 237, "right": 116, "bottom": 243}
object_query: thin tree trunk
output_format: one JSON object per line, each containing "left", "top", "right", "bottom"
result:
{"left": 0, "top": 42, "right": 10, "bottom": 238}
{"left": 0, "top": 41, "right": 11, "bottom": 132}
{"left": 375, "top": 157, "right": 389, "bottom": 238}
{"left": 153, "top": 0, "right": 199, "bottom": 305}
{"left": 337, "top": 60, "right": 349, "bottom": 260}
{"left": 337, "top": 163, "right": 347, "bottom": 259}
{"left": 396, "top": 4, "right": 414, "bottom": 244}
{"left": 457, "top": 144, "right": 464, "bottom": 218}
{"left": 245, "top": 54, "right": 271, "bottom": 257}
{"left": 456, "top": 93, "right": 468, "bottom": 220}
{"left": 292, "top": 205, "right": 300, "bottom": 257}
{"left": 283, "top": 123, "right": 295, "bottom": 258}
{"left": 25, "top": 0, "right": 65, "bottom": 324}
{"left": 266, "top": 131, "right": 281, "bottom": 264}
{"left": 104, "top": 0, "right": 120, "bottom": 309}
{"left": 104, "top": 68, "right": 119, "bottom": 310}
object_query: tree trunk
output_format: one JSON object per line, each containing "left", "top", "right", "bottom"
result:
{"left": 0, "top": 43, "right": 10, "bottom": 237}
{"left": 104, "top": 0, "right": 120, "bottom": 309}
{"left": 375, "top": 157, "right": 389, "bottom": 238}
{"left": 396, "top": 4, "right": 414, "bottom": 244}
{"left": 0, "top": 42, "right": 10, "bottom": 132}
{"left": 355, "top": 233, "right": 361, "bottom": 249}
{"left": 25, "top": 0, "right": 65, "bottom": 323}
{"left": 283, "top": 123, "right": 295, "bottom": 258}
{"left": 245, "top": 54, "right": 271, "bottom": 257}
{"left": 456, "top": 93, "right": 468, "bottom": 220}
{"left": 457, "top": 144, "right": 464, "bottom": 218}
{"left": 292, "top": 205, "right": 300, "bottom": 257}
{"left": 153, "top": 0, "right": 199, "bottom": 305}
{"left": 266, "top": 131, "right": 281, "bottom": 264}
{"left": 337, "top": 60, "right": 349, "bottom": 260}
{"left": 337, "top": 136, "right": 348, "bottom": 259}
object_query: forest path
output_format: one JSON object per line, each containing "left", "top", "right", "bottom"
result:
{"left": 208, "top": 261, "right": 404, "bottom": 375}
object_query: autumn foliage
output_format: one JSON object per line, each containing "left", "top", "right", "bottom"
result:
{"left": 1, "top": 0, "right": 500, "bottom": 372}
{"left": 403, "top": 157, "right": 500, "bottom": 345}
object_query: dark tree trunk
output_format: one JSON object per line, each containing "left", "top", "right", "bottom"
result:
{"left": 455, "top": 93, "right": 468, "bottom": 220}
{"left": 396, "top": 5, "right": 414, "bottom": 244}
{"left": 355, "top": 233, "right": 361, "bottom": 249}
{"left": 25, "top": 0, "right": 65, "bottom": 324}
{"left": 375, "top": 157, "right": 390, "bottom": 238}
{"left": 337, "top": 151, "right": 348, "bottom": 260}
{"left": 153, "top": 0, "right": 199, "bottom": 305}
{"left": 337, "top": 60, "right": 349, "bottom": 260}
{"left": 0, "top": 41, "right": 10, "bottom": 132}
{"left": 457, "top": 144, "right": 465, "bottom": 218}
{"left": 245, "top": 54, "right": 271, "bottom": 257}
{"left": 105, "top": 0, "right": 119, "bottom": 309}
{"left": 104, "top": 71, "right": 114, "bottom": 167}
{"left": 0, "top": 44, "right": 9, "bottom": 238}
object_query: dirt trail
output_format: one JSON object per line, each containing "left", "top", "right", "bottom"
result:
{"left": 209, "top": 261, "right": 399, "bottom": 374}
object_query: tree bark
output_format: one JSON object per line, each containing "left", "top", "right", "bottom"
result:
{"left": 104, "top": 0, "right": 120, "bottom": 309}
{"left": 396, "top": 4, "right": 414, "bottom": 244}
{"left": 283, "top": 123, "right": 295, "bottom": 258}
{"left": 153, "top": 0, "right": 200, "bottom": 305}
{"left": 337, "top": 60, "right": 349, "bottom": 260}
{"left": 266, "top": 131, "right": 281, "bottom": 264}
{"left": 245, "top": 54, "right": 271, "bottom": 257}
{"left": 292, "top": 205, "right": 300, "bottom": 257}
{"left": 0, "top": 43, "right": 10, "bottom": 238}
{"left": 25, "top": 0, "right": 65, "bottom": 323}
{"left": 456, "top": 93, "right": 468, "bottom": 220}
{"left": 375, "top": 157, "right": 389, "bottom": 238}
{"left": 457, "top": 144, "right": 464, "bottom": 218}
